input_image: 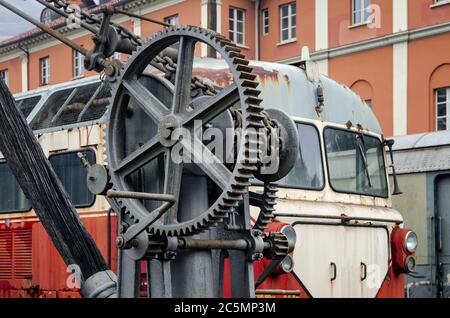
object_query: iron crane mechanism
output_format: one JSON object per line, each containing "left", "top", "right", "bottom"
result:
{"left": 103, "top": 26, "right": 299, "bottom": 297}
{"left": 0, "top": 0, "right": 301, "bottom": 298}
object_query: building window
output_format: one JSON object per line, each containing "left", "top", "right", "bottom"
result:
{"left": 40, "top": 57, "right": 50, "bottom": 86}
{"left": 49, "top": 150, "right": 96, "bottom": 207}
{"left": 352, "top": 0, "right": 371, "bottom": 25}
{"left": 280, "top": 2, "right": 296, "bottom": 42}
{"left": 41, "top": 8, "right": 52, "bottom": 24}
{"left": 164, "top": 15, "right": 179, "bottom": 26}
{"left": 262, "top": 9, "right": 269, "bottom": 35}
{"left": 436, "top": 87, "right": 450, "bottom": 131}
{"left": 73, "top": 50, "right": 84, "bottom": 78}
{"left": 229, "top": 7, "right": 245, "bottom": 45}
{"left": 0, "top": 69, "right": 9, "bottom": 87}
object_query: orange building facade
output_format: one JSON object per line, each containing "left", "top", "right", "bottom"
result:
{"left": 0, "top": 0, "right": 449, "bottom": 136}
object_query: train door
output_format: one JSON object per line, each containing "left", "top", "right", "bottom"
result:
{"left": 435, "top": 175, "right": 450, "bottom": 298}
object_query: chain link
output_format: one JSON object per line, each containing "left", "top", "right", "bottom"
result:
{"left": 43, "top": 0, "right": 220, "bottom": 95}
{"left": 153, "top": 53, "right": 218, "bottom": 97}
{"left": 44, "top": 0, "right": 143, "bottom": 46}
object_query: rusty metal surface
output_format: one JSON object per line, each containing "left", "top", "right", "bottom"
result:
{"left": 18, "top": 58, "right": 383, "bottom": 137}
{"left": 192, "top": 58, "right": 383, "bottom": 135}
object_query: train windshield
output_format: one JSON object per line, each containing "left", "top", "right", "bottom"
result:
{"left": 324, "top": 128, "right": 388, "bottom": 197}
{"left": 0, "top": 162, "right": 31, "bottom": 213}
{"left": 279, "top": 123, "right": 324, "bottom": 190}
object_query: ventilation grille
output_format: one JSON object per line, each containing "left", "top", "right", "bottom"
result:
{"left": 0, "top": 229, "right": 32, "bottom": 280}
{"left": 16, "top": 96, "right": 42, "bottom": 119}
{"left": 31, "top": 82, "right": 110, "bottom": 130}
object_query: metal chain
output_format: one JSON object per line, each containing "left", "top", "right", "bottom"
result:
{"left": 153, "top": 53, "right": 218, "bottom": 96}
{"left": 43, "top": 0, "right": 220, "bottom": 95}
{"left": 44, "top": 0, "right": 143, "bottom": 46}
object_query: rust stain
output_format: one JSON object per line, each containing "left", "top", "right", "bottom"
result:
{"left": 193, "top": 65, "right": 284, "bottom": 91}
{"left": 283, "top": 74, "right": 291, "bottom": 90}
{"left": 252, "top": 66, "right": 280, "bottom": 86}
{"left": 193, "top": 68, "right": 233, "bottom": 88}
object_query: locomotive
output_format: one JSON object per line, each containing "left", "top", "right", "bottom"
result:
{"left": 0, "top": 56, "right": 416, "bottom": 298}
{"left": 0, "top": 1, "right": 418, "bottom": 299}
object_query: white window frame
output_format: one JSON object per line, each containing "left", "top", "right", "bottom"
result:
{"left": 0, "top": 69, "right": 9, "bottom": 87}
{"left": 436, "top": 87, "right": 450, "bottom": 131}
{"left": 229, "top": 7, "right": 245, "bottom": 46}
{"left": 352, "top": 0, "right": 371, "bottom": 26}
{"left": 41, "top": 8, "right": 52, "bottom": 24}
{"left": 164, "top": 15, "right": 179, "bottom": 26}
{"left": 262, "top": 9, "right": 269, "bottom": 36}
{"left": 280, "top": 3, "right": 296, "bottom": 43}
{"left": 73, "top": 50, "right": 84, "bottom": 78}
{"left": 40, "top": 57, "right": 50, "bottom": 86}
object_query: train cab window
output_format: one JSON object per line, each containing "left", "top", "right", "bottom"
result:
{"left": 49, "top": 150, "right": 95, "bottom": 207}
{"left": 278, "top": 123, "right": 324, "bottom": 190}
{"left": 0, "top": 163, "right": 31, "bottom": 213}
{"left": 31, "top": 82, "right": 110, "bottom": 130}
{"left": 16, "top": 95, "right": 42, "bottom": 119}
{"left": 324, "top": 128, "right": 388, "bottom": 197}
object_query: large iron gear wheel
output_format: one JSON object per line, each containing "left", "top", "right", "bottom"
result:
{"left": 105, "top": 26, "right": 265, "bottom": 237}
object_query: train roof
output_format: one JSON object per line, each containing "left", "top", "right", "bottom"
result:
{"left": 14, "top": 58, "right": 382, "bottom": 135}
{"left": 194, "top": 58, "right": 383, "bottom": 135}
{"left": 390, "top": 131, "right": 450, "bottom": 174}
{"left": 392, "top": 130, "right": 450, "bottom": 151}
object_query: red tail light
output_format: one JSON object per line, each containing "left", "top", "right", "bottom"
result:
{"left": 391, "top": 227, "right": 417, "bottom": 274}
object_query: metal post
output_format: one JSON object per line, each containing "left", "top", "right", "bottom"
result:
{"left": 170, "top": 174, "right": 216, "bottom": 297}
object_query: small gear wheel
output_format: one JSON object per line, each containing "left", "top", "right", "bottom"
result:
{"left": 105, "top": 26, "right": 265, "bottom": 236}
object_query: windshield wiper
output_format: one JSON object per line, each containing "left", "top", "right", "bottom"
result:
{"left": 355, "top": 134, "right": 372, "bottom": 188}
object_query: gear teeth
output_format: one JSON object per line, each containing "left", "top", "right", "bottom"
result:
{"left": 233, "top": 57, "right": 250, "bottom": 66}
{"left": 236, "top": 64, "right": 253, "bottom": 73}
{"left": 241, "top": 80, "right": 259, "bottom": 89}
{"left": 240, "top": 72, "right": 257, "bottom": 81}
{"left": 243, "top": 88, "right": 261, "bottom": 97}
{"left": 246, "top": 96, "right": 263, "bottom": 105}
{"left": 229, "top": 52, "right": 246, "bottom": 59}
{"left": 224, "top": 45, "right": 240, "bottom": 52}
{"left": 253, "top": 183, "right": 279, "bottom": 230}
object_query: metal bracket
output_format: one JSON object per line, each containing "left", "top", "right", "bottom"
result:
{"left": 109, "top": 190, "right": 176, "bottom": 248}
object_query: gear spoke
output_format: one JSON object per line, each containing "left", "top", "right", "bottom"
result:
{"left": 182, "top": 136, "right": 232, "bottom": 189}
{"left": 163, "top": 151, "right": 183, "bottom": 223}
{"left": 183, "top": 84, "right": 239, "bottom": 128}
{"left": 122, "top": 78, "right": 169, "bottom": 122}
{"left": 172, "top": 36, "right": 197, "bottom": 114}
{"left": 113, "top": 135, "right": 165, "bottom": 177}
